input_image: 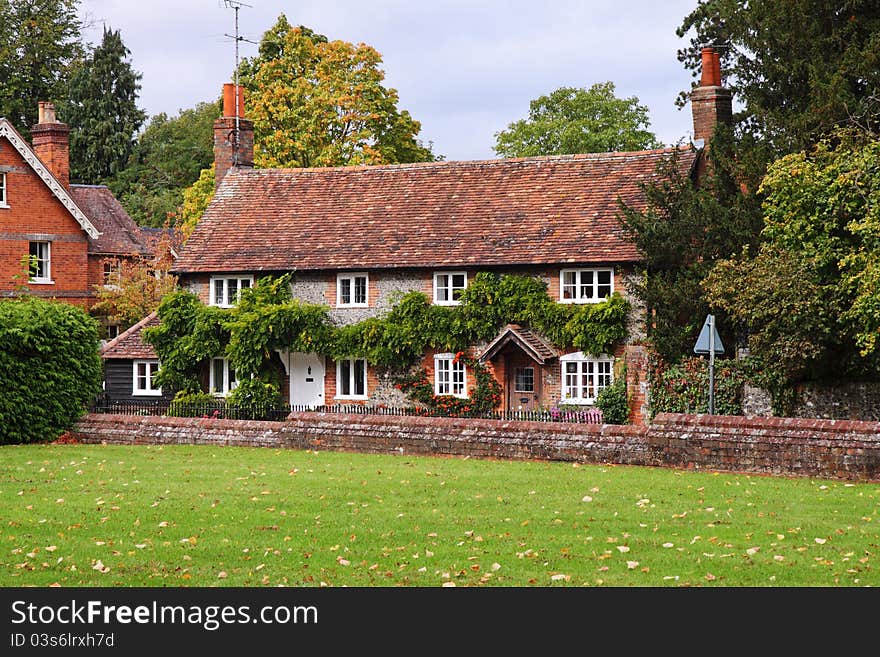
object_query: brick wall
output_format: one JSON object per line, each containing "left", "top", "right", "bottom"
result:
{"left": 1, "top": 136, "right": 91, "bottom": 302}
{"left": 71, "top": 411, "right": 880, "bottom": 481}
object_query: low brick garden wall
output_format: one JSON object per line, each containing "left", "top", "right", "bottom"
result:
{"left": 70, "top": 411, "right": 880, "bottom": 481}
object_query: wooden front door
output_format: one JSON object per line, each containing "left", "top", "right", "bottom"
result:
{"left": 505, "top": 354, "right": 541, "bottom": 411}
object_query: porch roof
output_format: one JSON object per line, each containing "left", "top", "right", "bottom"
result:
{"left": 478, "top": 324, "right": 560, "bottom": 365}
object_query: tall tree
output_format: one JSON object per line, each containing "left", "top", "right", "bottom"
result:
{"left": 239, "top": 16, "right": 436, "bottom": 168}
{"left": 0, "top": 0, "right": 85, "bottom": 137}
{"left": 64, "top": 26, "right": 146, "bottom": 183}
{"left": 109, "top": 100, "right": 220, "bottom": 227}
{"left": 704, "top": 129, "right": 880, "bottom": 383}
{"left": 617, "top": 129, "right": 763, "bottom": 361}
{"left": 677, "top": 0, "right": 880, "bottom": 156}
{"left": 494, "top": 83, "right": 662, "bottom": 157}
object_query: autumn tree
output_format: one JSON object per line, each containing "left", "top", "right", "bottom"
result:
{"left": 64, "top": 26, "right": 146, "bottom": 183}
{"left": 494, "top": 82, "right": 662, "bottom": 157}
{"left": 110, "top": 100, "right": 220, "bottom": 227}
{"left": 0, "top": 0, "right": 85, "bottom": 136}
{"left": 239, "top": 16, "right": 436, "bottom": 167}
{"left": 92, "top": 230, "right": 179, "bottom": 331}
{"left": 677, "top": 0, "right": 880, "bottom": 156}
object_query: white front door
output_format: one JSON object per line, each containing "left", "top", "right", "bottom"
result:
{"left": 289, "top": 352, "right": 325, "bottom": 408}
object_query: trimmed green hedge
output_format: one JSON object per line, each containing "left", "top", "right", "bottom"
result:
{"left": 0, "top": 299, "right": 102, "bottom": 444}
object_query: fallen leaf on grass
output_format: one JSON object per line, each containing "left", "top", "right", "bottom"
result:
{"left": 814, "top": 538, "right": 827, "bottom": 544}
{"left": 217, "top": 571, "right": 227, "bottom": 579}
{"left": 617, "top": 545, "right": 630, "bottom": 553}
{"left": 550, "top": 574, "right": 570, "bottom": 582}
{"left": 92, "top": 560, "right": 110, "bottom": 574}
{"left": 626, "top": 561, "right": 639, "bottom": 569}
{"left": 705, "top": 573, "right": 716, "bottom": 581}
{"left": 662, "top": 543, "right": 674, "bottom": 549}
{"left": 581, "top": 496, "right": 593, "bottom": 503}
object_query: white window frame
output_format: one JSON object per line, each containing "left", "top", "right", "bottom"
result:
{"left": 335, "top": 357, "right": 368, "bottom": 400}
{"left": 0, "top": 172, "right": 8, "bottom": 208}
{"left": 434, "top": 352, "right": 467, "bottom": 398}
{"left": 559, "top": 268, "right": 614, "bottom": 304}
{"left": 560, "top": 352, "right": 614, "bottom": 404}
{"left": 433, "top": 271, "right": 468, "bottom": 306}
{"left": 336, "top": 273, "right": 369, "bottom": 308}
{"left": 209, "top": 357, "right": 239, "bottom": 397}
{"left": 210, "top": 275, "right": 253, "bottom": 308}
{"left": 28, "top": 241, "right": 52, "bottom": 284}
{"left": 132, "top": 360, "right": 162, "bottom": 397}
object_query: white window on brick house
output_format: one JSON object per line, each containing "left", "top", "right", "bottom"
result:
{"left": 210, "top": 275, "right": 253, "bottom": 307}
{"left": 560, "top": 352, "right": 613, "bottom": 404}
{"left": 210, "top": 357, "right": 238, "bottom": 396}
{"left": 336, "top": 357, "right": 367, "bottom": 399}
{"left": 434, "top": 353, "right": 467, "bottom": 398}
{"left": 28, "top": 241, "right": 51, "bottom": 283}
{"left": 433, "top": 272, "right": 467, "bottom": 305}
{"left": 0, "top": 172, "right": 7, "bottom": 207}
{"left": 559, "top": 268, "right": 613, "bottom": 303}
{"left": 133, "top": 360, "right": 161, "bottom": 396}
{"left": 337, "top": 273, "right": 368, "bottom": 307}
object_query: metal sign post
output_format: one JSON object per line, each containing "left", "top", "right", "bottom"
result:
{"left": 694, "top": 314, "right": 725, "bottom": 415}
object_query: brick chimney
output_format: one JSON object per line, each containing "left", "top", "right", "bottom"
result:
{"left": 691, "top": 47, "right": 732, "bottom": 146}
{"left": 213, "top": 83, "right": 254, "bottom": 188}
{"left": 31, "top": 102, "right": 71, "bottom": 189}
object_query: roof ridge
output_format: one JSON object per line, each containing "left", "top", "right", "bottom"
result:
{"left": 100, "top": 311, "right": 158, "bottom": 356}
{"left": 225, "top": 146, "right": 690, "bottom": 177}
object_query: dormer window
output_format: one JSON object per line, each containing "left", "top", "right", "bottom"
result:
{"left": 210, "top": 275, "right": 253, "bottom": 307}
{"left": 0, "top": 172, "right": 7, "bottom": 207}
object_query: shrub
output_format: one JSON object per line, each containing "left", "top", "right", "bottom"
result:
{"left": 596, "top": 375, "right": 629, "bottom": 424}
{"left": 648, "top": 352, "right": 745, "bottom": 417}
{"left": 0, "top": 299, "right": 102, "bottom": 444}
{"left": 167, "top": 389, "right": 219, "bottom": 418}
{"left": 227, "top": 378, "right": 283, "bottom": 419}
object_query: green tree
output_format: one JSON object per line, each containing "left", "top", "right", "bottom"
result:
{"left": 179, "top": 165, "right": 216, "bottom": 237}
{"left": 677, "top": 0, "right": 880, "bottom": 156}
{"left": 109, "top": 100, "right": 220, "bottom": 227}
{"left": 63, "top": 26, "right": 146, "bottom": 183}
{"left": 0, "top": 298, "right": 102, "bottom": 443}
{"left": 239, "top": 16, "right": 436, "bottom": 167}
{"left": 0, "top": 0, "right": 85, "bottom": 137}
{"left": 493, "top": 83, "right": 662, "bottom": 157}
{"left": 704, "top": 129, "right": 880, "bottom": 382}
{"left": 617, "top": 130, "right": 763, "bottom": 361}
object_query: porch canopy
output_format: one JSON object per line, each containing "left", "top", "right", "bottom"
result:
{"left": 478, "top": 324, "right": 559, "bottom": 364}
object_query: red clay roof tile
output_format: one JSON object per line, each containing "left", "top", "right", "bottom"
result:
{"left": 173, "top": 149, "right": 696, "bottom": 273}
{"left": 101, "top": 312, "right": 159, "bottom": 360}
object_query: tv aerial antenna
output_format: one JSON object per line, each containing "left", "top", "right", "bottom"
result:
{"left": 221, "top": 1, "right": 256, "bottom": 164}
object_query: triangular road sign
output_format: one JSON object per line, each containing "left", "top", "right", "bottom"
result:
{"left": 694, "top": 314, "right": 725, "bottom": 355}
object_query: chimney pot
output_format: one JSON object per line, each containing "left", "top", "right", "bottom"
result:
{"left": 38, "top": 101, "right": 58, "bottom": 124}
{"left": 700, "top": 47, "right": 720, "bottom": 87}
{"left": 222, "top": 83, "right": 245, "bottom": 118}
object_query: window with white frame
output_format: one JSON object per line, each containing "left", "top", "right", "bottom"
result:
{"left": 433, "top": 272, "right": 467, "bottom": 305}
{"left": 209, "top": 357, "right": 238, "bottom": 396}
{"left": 337, "top": 273, "right": 368, "bottom": 307}
{"left": 210, "top": 275, "right": 253, "bottom": 307}
{"left": 133, "top": 360, "right": 161, "bottom": 396}
{"left": 28, "top": 241, "right": 51, "bottom": 283}
{"left": 434, "top": 353, "right": 467, "bottom": 398}
{"left": 560, "top": 352, "right": 613, "bottom": 404}
{"left": 0, "top": 172, "right": 7, "bottom": 207}
{"left": 336, "top": 357, "right": 367, "bottom": 399}
{"left": 560, "top": 268, "right": 613, "bottom": 303}
{"left": 103, "top": 259, "right": 117, "bottom": 284}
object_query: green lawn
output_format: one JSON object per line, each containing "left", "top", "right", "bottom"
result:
{"left": 1, "top": 443, "right": 878, "bottom": 586}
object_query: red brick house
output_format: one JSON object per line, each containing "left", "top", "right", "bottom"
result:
{"left": 0, "top": 102, "right": 152, "bottom": 336}
{"left": 107, "top": 49, "right": 731, "bottom": 423}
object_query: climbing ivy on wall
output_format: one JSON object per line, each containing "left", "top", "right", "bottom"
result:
{"left": 144, "top": 272, "right": 630, "bottom": 402}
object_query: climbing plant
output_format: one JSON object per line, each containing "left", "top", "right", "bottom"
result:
{"left": 144, "top": 272, "right": 631, "bottom": 409}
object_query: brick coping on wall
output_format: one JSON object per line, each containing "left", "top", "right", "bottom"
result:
{"left": 70, "top": 411, "right": 880, "bottom": 481}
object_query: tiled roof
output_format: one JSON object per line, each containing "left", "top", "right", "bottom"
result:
{"left": 101, "top": 312, "right": 159, "bottom": 360}
{"left": 479, "top": 324, "right": 561, "bottom": 364}
{"left": 70, "top": 185, "right": 151, "bottom": 256}
{"left": 173, "top": 148, "right": 697, "bottom": 273}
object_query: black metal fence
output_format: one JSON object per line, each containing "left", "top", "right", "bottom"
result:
{"left": 90, "top": 400, "right": 603, "bottom": 424}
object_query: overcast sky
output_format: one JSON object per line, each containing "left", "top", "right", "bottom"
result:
{"left": 77, "top": 0, "right": 703, "bottom": 161}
